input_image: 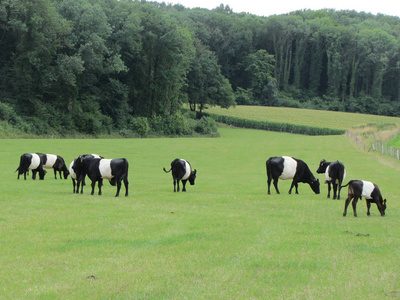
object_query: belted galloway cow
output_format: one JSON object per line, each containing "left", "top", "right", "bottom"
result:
{"left": 342, "top": 180, "right": 387, "bottom": 217}
{"left": 73, "top": 155, "right": 129, "bottom": 197}
{"left": 16, "top": 153, "right": 46, "bottom": 180}
{"left": 37, "top": 153, "right": 69, "bottom": 179}
{"left": 266, "top": 156, "right": 320, "bottom": 195}
{"left": 316, "top": 159, "right": 346, "bottom": 199}
{"left": 163, "top": 159, "right": 197, "bottom": 192}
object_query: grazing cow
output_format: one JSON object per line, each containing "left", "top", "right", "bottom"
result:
{"left": 163, "top": 159, "right": 197, "bottom": 192}
{"left": 342, "top": 180, "right": 387, "bottom": 217}
{"left": 36, "top": 153, "right": 69, "bottom": 179}
{"left": 70, "top": 154, "right": 102, "bottom": 194}
{"left": 73, "top": 156, "right": 129, "bottom": 197}
{"left": 316, "top": 159, "right": 346, "bottom": 199}
{"left": 266, "top": 156, "right": 320, "bottom": 195}
{"left": 16, "top": 153, "right": 46, "bottom": 180}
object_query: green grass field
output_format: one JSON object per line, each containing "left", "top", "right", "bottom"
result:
{"left": 206, "top": 105, "right": 400, "bottom": 130}
{"left": 1, "top": 126, "right": 400, "bottom": 299}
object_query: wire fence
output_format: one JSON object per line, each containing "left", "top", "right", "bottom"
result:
{"left": 346, "top": 131, "right": 400, "bottom": 160}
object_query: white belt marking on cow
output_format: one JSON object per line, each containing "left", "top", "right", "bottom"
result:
{"left": 362, "top": 181, "right": 375, "bottom": 199}
{"left": 69, "top": 161, "right": 76, "bottom": 180}
{"left": 279, "top": 156, "right": 297, "bottom": 180}
{"left": 99, "top": 159, "right": 114, "bottom": 180}
{"left": 325, "top": 165, "right": 332, "bottom": 182}
{"left": 43, "top": 154, "right": 57, "bottom": 168}
{"left": 181, "top": 159, "right": 191, "bottom": 180}
{"left": 29, "top": 153, "right": 40, "bottom": 170}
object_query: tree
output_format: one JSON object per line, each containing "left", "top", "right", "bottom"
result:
{"left": 186, "top": 39, "right": 235, "bottom": 113}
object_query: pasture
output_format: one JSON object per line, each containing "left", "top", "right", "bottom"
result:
{"left": 1, "top": 127, "right": 400, "bottom": 299}
{"left": 206, "top": 105, "right": 400, "bottom": 130}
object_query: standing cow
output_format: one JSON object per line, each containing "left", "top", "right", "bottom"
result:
{"left": 73, "top": 155, "right": 129, "bottom": 197}
{"left": 342, "top": 180, "right": 387, "bottom": 217}
{"left": 266, "top": 156, "right": 320, "bottom": 195}
{"left": 16, "top": 153, "right": 46, "bottom": 180}
{"left": 316, "top": 159, "right": 346, "bottom": 199}
{"left": 69, "top": 154, "right": 102, "bottom": 194}
{"left": 163, "top": 159, "right": 197, "bottom": 192}
{"left": 37, "top": 153, "right": 69, "bottom": 179}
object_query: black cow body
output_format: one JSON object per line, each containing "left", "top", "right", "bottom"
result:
{"left": 16, "top": 153, "right": 46, "bottom": 180}
{"left": 163, "top": 159, "right": 197, "bottom": 192}
{"left": 73, "top": 156, "right": 129, "bottom": 197}
{"left": 342, "top": 180, "right": 387, "bottom": 217}
{"left": 37, "top": 153, "right": 69, "bottom": 179}
{"left": 316, "top": 159, "right": 346, "bottom": 199}
{"left": 70, "top": 154, "right": 102, "bottom": 194}
{"left": 266, "top": 156, "right": 320, "bottom": 195}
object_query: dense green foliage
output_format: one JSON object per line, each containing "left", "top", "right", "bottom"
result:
{"left": 1, "top": 0, "right": 400, "bottom": 135}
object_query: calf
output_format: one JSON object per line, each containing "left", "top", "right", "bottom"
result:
{"left": 73, "top": 156, "right": 129, "bottom": 197}
{"left": 266, "top": 156, "right": 320, "bottom": 195}
{"left": 342, "top": 180, "right": 387, "bottom": 217}
{"left": 163, "top": 159, "right": 197, "bottom": 192}
{"left": 37, "top": 153, "right": 69, "bottom": 179}
{"left": 70, "top": 154, "right": 102, "bottom": 194}
{"left": 16, "top": 153, "right": 46, "bottom": 180}
{"left": 316, "top": 159, "right": 346, "bottom": 199}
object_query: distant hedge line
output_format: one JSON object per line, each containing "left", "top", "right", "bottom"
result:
{"left": 207, "top": 113, "right": 345, "bottom": 136}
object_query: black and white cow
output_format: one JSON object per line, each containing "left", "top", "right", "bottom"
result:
{"left": 36, "top": 153, "right": 69, "bottom": 179}
{"left": 316, "top": 159, "right": 346, "bottom": 199}
{"left": 342, "top": 180, "right": 387, "bottom": 217}
{"left": 69, "top": 154, "right": 102, "bottom": 194}
{"left": 16, "top": 153, "right": 46, "bottom": 180}
{"left": 163, "top": 158, "right": 197, "bottom": 192}
{"left": 73, "top": 155, "right": 129, "bottom": 197}
{"left": 266, "top": 156, "right": 320, "bottom": 195}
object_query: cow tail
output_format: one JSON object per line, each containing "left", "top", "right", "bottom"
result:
{"left": 340, "top": 181, "right": 352, "bottom": 189}
{"left": 163, "top": 167, "right": 171, "bottom": 173}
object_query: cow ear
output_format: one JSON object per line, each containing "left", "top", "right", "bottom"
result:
{"left": 383, "top": 199, "right": 387, "bottom": 205}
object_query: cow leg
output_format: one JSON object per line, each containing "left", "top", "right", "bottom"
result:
{"left": 267, "top": 177, "right": 272, "bottom": 194}
{"left": 115, "top": 178, "right": 121, "bottom": 197}
{"left": 98, "top": 179, "right": 103, "bottom": 195}
{"left": 289, "top": 181, "right": 298, "bottom": 194}
{"left": 177, "top": 180, "right": 180, "bottom": 192}
{"left": 366, "top": 200, "right": 371, "bottom": 216}
{"left": 332, "top": 182, "right": 338, "bottom": 199}
{"left": 123, "top": 178, "right": 129, "bottom": 197}
{"left": 32, "top": 170, "right": 37, "bottom": 180}
{"left": 327, "top": 182, "right": 331, "bottom": 198}
{"left": 72, "top": 179, "right": 76, "bottom": 193}
{"left": 182, "top": 180, "right": 187, "bottom": 192}
{"left": 173, "top": 179, "right": 177, "bottom": 192}
{"left": 343, "top": 196, "right": 353, "bottom": 216}
{"left": 273, "top": 179, "right": 280, "bottom": 194}
{"left": 90, "top": 180, "right": 96, "bottom": 195}
{"left": 54, "top": 169, "right": 57, "bottom": 179}
{"left": 351, "top": 197, "right": 359, "bottom": 217}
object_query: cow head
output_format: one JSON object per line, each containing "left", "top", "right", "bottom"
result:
{"left": 189, "top": 169, "right": 197, "bottom": 185}
{"left": 39, "top": 169, "right": 47, "bottom": 180}
{"left": 381, "top": 199, "right": 387, "bottom": 215}
{"left": 316, "top": 159, "right": 328, "bottom": 174}
{"left": 309, "top": 178, "right": 320, "bottom": 194}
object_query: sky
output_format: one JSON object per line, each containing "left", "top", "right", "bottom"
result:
{"left": 164, "top": 0, "right": 400, "bottom": 17}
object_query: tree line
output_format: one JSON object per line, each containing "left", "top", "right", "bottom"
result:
{"left": 0, "top": 0, "right": 399, "bottom": 136}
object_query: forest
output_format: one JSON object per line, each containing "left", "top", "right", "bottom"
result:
{"left": 1, "top": 0, "right": 400, "bottom": 136}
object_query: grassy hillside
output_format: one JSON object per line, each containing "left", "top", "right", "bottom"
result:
{"left": 206, "top": 106, "right": 400, "bottom": 130}
{"left": 1, "top": 127, "right": 400, "bottom": 298}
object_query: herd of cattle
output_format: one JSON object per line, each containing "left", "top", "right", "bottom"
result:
{"left": 16, "top": 153, "right": 386, "bottom": 217}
